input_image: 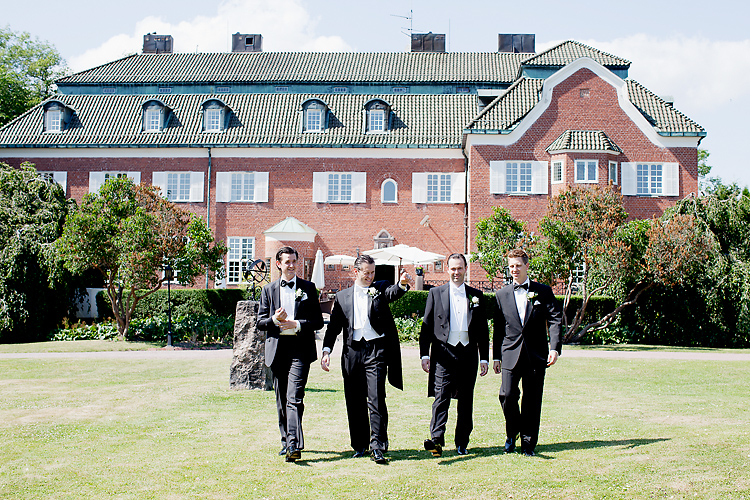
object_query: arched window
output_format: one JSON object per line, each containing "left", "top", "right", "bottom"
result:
{"left": 302, "top": 99, "right": 328, "bottom": 132}
{"left": 202, "top": 99, "right": 229, "bottom": 132}
{"left": 142, "top": 100, "right": 169, "bottom": 132}
{"left": 365, "top": 99, "right": 391, "bottom": 133}
{"left": 43, "top": 101, "right": 71, "bottom": 133}
{"left": 374, "top": 229, "right": 394, "bottom": 249}
{"left": 381, "top": 178, "right": 398, "bottom": 203}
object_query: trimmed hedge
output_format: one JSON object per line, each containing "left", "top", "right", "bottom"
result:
{"left": 96, "top": 288, "right": 259, "bottom": 320}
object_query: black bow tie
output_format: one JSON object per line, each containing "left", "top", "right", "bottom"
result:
{"left": 513, "top": 282, "right": 528, "bottom": 291}
{"left": 281, "top": 279, "right": 295, "bottom": 288}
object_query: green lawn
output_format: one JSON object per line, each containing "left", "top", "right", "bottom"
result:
{"left": 1, "top": 344, "right": 749, "bottom": 499}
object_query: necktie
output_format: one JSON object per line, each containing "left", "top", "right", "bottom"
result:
{"left": 513, "top": 282, "right": 528, "bottom": 291}
{"left": 281, "top": 279, "right": 295, "bottom": 288}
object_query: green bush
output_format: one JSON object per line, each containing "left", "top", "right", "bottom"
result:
{"left": 52, "top": 321, "right": 119, "bottom": 341}
{"left": 97, "top": 288, "right": 258, "bottom": 320}
{"left": 129, "top": 314, "right": 234, "bottom": 344}
{"left": 395, "top": 316, "right": 422, "bottom": 343}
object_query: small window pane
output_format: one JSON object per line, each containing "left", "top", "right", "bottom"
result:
{"left": 368, "top": 109, "right": 385, "bottom": 132}
{"left": 227, "top": 237, "right": 254, "bottom": 283}
{"left": 205, "top": 108, "right": 222, "bottom": 131}
{"left": 306, "top": 109, "right": 322, "bottom": 131}
{"left": 552, "top": 161, "right": 563, "bottom": 182}
{"left": 145, "top": 108, "right": 161, "bottom": 131}
{"left": 167, "top": 172, "right": 191, "bottom": 201}
{"left": 382, "top": 180, "right": 397, "bottom": 203}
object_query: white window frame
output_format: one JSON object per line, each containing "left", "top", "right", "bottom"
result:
{"left": 381, "top": 178, "right": 398, "bottom": 203}
{"left": 609, "top": 161, "right": 618, "bottom": 185}
{"left": 489, "top": 161, "right": 548, "bottom": 195}
{"left": 621, "top": 162, "right": 679, "bottom": 197}
{"left": 368, "top": 109, "right": 386, "bottom": 133}
{"left": 227, "top": 237, "right": 255, "bottom": 284}
{"left": 216, "top": 172, "right": 269, "bottom": 203}
{"left": 312, "top": 172, "right": 367, "bottom": 203}
{"left": 427, "top": 173, "right": 452, "bottom": 202}
{"left": 151, "top": 172, "right": 204, "bottom": 202}
{"left": 144, "top": 108, "right": 162, "bottom": 132}
{"left": 411, "top": 172, "right": 466, "bottom": 204}
{"left": 44, "top": 109, "right": 63, "bottom": 133}
{"left": 204, "top": 108, "right": 222, "bottom": 132}
{"left": 305, "top": 108, "right": 323, "bottom": 132}
{"left": 551, "top": 161, "right": 564, "bottom": 184}
{"left": 38, "top": 171, "right": 67, "bottom": 194}
{"left": 88, "top": 171, "right": 141, "bottom": 193}
{"left": 575, "top": 159, "right": 598, "bottom": 183}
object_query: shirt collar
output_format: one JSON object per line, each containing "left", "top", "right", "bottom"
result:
{"left": 449, "top": 281, "right": 466, "bottom": 294}
{"left": 513, "top": 278, "right": 530, "bottom": 290}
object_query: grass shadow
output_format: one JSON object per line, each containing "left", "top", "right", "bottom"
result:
{"left": 538, "top": 437, "right": 670, "bottom": 454}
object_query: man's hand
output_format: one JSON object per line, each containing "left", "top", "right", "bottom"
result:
{"left": 479, "top": 362, "right": 489, "bottom": 377}
{"left": 277, "top": 319, "right": 298, "bottom": 331}
{"left": 321, "top": 352, "right": 331, "bottom": 372}
{"left": 547, "top": 350, "right": 559, "bottom": 367}
{"left": 493, "top": 360, "right": 501, "bottom": 374}
{"left": 273, "top": 307, "right": 287, "bottom": 322}
{"left": 399, "top": 271, "right": 411, "bottom": 286}
{"left": 421, "top": 358, "right": 430, "bottom": 373}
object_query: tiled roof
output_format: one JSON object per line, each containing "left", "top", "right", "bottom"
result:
{"left": 465, "top": 78, "right": 545, "bottom": 131}
{"left": 0, "top": 93, "right": 477, "bottom": 147}
{"left": 546, "top": 130, "right": 623, "bottom": 153}
{"left": 58, "top": 52, "right": 529, "bottom": 85}
{"left": 521, "top": 40, "right": 630, "bottom": 68}
{"left": 466, "top": 77, "right": 705, "bottom": 136}
{"left": 626, "top": 80, "right": 705, "bottom": 134}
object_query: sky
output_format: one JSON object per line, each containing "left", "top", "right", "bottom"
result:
{"left": 5, "top": 0, "right": 749, "bottom": 186}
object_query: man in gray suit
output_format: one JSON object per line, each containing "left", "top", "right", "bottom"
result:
{"left": 257, "top": 246, "right": 324, "bottom": 462}
{"left": 321, "top": 254, "right": 410, "bottom": 464}
{"left": 420, "top": 253, "right": 489, "bottom": 457}
{"left": 493, "top": 248, "right": 562, "bottom": 456}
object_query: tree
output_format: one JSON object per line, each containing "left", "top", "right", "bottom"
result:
{"left": 697, "top": 148, "right": 712, "bottom": 178}
{"left": 471, "top": 206, "right": 529, "bottom": 285}
{"left": 533, "top": 185, "right": 715, "bottom": 343}
{"left": 57, "top": 178, "right": 227, "bottom": 339}
{"left": 0, "top": 162, "right": 74, "bottom": 342}
{"left": 0, "top": 27, "right": 68, "bottom": 124}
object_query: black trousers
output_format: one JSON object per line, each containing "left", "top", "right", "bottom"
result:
{"left": 499, "top": 360, "right": 546, "bottom": 452}
{"left": 271, "top": 348, "right": 310, "bottom": 450}
{"left": 430, "top": 342, "right": 478, "bottom": 447}
{"left": 341, "top": 337, "right": 388, "bottom": 452}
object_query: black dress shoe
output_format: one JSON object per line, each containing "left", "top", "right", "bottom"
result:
{"left": 504, "top": 437, "right": 516, "bottom": 454}
{"left": 279, "top": 447, "right": 287, "bottom": 456}
{"left": 370, "top": 449, "right": 388, "bottom": 464}
{"left": 521, "top": 447, "right": 535, "bottom": 457}
{"left": 352, "top": 449, "right": 368, "bottom": 458}
{"left": 424, "top": 438, "right": 443, "bottom": 457}
{"left": 456, "top": 445, "right": 468, "bottom": 455}
{"left": 285, "top": 447, "right": 301, "bottom": 462}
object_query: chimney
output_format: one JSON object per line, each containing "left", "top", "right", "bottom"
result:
{"left": 498, "top": 34, "right": 535, "bottom": 53}
{"left": 143, "top": 34, "right": 173, "bottom": 54}
{"left": 411, "top": 32, "right": 446, "bottom": 53}
{"left": 232, "top": 33, "right": 263, "bottom": 53}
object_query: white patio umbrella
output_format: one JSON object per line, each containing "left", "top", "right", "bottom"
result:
{"left": 323, "top": 254, "right": 357, "bottom": 266}
{"left": 363, "top": 244, "right": 445, "bottom": 266}
{"left": 311, "top": 249, "right": 325, "bottom": 289}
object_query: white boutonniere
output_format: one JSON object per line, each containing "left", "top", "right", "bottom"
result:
{"left": 295, "top": 288, "right": 307, "bottom": 301}
{"left": 367, "top": 287, "right": 380, "bottom": 299}
{"left": 470, "top": 295, "right": 480, "bottom": 309}
{"left": 527, "top": 291, "right": 538, "bottom": 303}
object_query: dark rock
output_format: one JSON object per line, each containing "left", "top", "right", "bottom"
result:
{"left": 230, "top": 300, "right": 272, "bottom": 390}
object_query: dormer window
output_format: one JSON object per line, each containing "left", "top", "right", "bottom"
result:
{"left": 43, "top": 101, "right": 72, "bottom": 133}
{"left": 202, "top": 99, "right": 230, "bottom": 133}
{"left": 142, "top": 100, "right": 169, "bottom": 133}
{"left": 302, "top": 99, "right": 327, "bottom": 133}
{"left": 365, "top": 99, "right": 390, "bottom": 133}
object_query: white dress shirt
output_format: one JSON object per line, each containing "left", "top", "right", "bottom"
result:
{"left": 447, "top": 282, "right": 469, "bottom": 346}
{"left": 352, "top": 285, "right": 382, "bottom": 341}
{"left": 274, "top": 277, "right": 299, "bottom": 335}
{"left": 513, "top": 279, "right": 530, "bottom": 326}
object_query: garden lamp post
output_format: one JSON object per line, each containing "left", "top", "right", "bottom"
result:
{"left": 164, "top": 264, "right": 174, "bottom": 347}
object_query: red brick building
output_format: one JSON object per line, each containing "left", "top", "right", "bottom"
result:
{"left": 0, "top": 36, "right": 705, "bottom": 288}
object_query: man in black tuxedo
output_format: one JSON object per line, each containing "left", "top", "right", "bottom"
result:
{"left": 420, "top": 253, "right": 489, "bottom": 457}
{"left": 321, "top": 254, "right": 410, "bottom": 464}
{"left": 257, "top": 246, "right": 324, "bottom": 463}
{"left": 493, "top": 248, "right": 562, "bottom": 456}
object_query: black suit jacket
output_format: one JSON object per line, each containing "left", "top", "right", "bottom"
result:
{"left": 323, "top": 280, "right": 407, "bottom": 390}
{"left": 493, "top": 281, "right": 562, "bottom": 370}
{"left": 257, "top": 277, "right": 324, "bottom": 367}
{"left": 419, "top": 283, "right": 490, "bottom": 396}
